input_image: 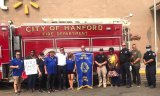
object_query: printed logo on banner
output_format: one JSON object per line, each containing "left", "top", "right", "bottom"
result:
{"left": 80, "top": 62, "right": 89, "bottom": 73}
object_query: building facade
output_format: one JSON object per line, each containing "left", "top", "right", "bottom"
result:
{"left": 0, "top": 0, "right": 159, "bottom": 63}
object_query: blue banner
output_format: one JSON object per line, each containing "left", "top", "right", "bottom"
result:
{"left": 75, "top": 52, "right": 93, "bottom": 89}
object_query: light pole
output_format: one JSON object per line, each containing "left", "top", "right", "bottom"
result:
{"left": 121, "top": 13, "right": 133, "bottom": 49}
{"left": 8, "top": 20, "right": 14, "bottom": 59}
{"left": 153, "top": 0, "right": 158, "bottom": 69}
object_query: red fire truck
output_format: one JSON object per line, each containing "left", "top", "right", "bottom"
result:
{"left": 0, "top": 19, "right": 129, "bottom": 82}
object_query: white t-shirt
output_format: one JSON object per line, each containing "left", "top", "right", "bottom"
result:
{"left": 56, "top": 53, "right": 67, "bottom": 66}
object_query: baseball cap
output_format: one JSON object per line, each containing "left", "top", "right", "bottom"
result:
{"left": 146, "top": 45, "right": 151, "bottom": 48}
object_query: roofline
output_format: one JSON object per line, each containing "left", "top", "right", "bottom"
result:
{"left": 149, "top": 1, "right": 160, "bottom": 10}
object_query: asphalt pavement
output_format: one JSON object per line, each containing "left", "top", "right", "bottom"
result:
{"left": 1, "top": 82, "right": 160, "bottom": 96}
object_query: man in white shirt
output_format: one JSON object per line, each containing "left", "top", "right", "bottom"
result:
{"left": 56, "top": 47, "right": 67, "bottom": 90}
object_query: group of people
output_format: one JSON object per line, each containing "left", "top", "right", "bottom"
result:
{"left": 9, "top": 43, "right": 157, "bottom": 94}
{"left": 10, "top": 47, "right": 76, "bottom": 94}
{"left": 95, "top": 43, "right": 156, "bottom": 89}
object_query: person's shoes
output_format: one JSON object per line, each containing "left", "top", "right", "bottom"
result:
{"left": 31, "top": 89, "right": 35, "bottom": 92}
{"left": 18, "top": 90, "right": 21, "bottom": 93}
{"left": 58, "top": 88, "right": 62, "bottom": 91}
{"left": 117, "top": 84, "right": 120, "bottom": 87}
{"left": 15, "top": 91, "right": 18, "bottom": 94}
{"left": 136, "top": 84, "right": 140, "bottom": 87}
{"left": 98, "top": 84, "right": 102, "bottom": 87}
{"left": 52, "top": 89, "right": 55, "bottom": 92}
{"left": 137, "top": 85, "right": 140, "bottom": 87}
{"left": 126, "top": 85, "right": 131, "bottom": 88}
{"left": 39, "top": 89, "right": 43, "bottom": 92}
{"left": 103, "top": 85, "right": 107, "bottom": 88}
{"left": 29, "top": 89, "right": 33, "bottom": 93}
{"left": 68, "top": 87, "right": 74, "bottom": 90}
{"left": 112, "top": 84, "right": 116, "bottom": 87}
{"left": 63, "top": 87, "right": 67, "bottom": 90}
{"left": 47, "top": 91, "right": 51, "bottom": 94}
{"left": 150, "top": 85, "right": 156, "bottom": 89}
{"left": 15, "top": 91, "right": 20, "bottom": 95}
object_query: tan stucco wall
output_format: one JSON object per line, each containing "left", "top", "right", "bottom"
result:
{"left": 0, "top": 0, "right": 157, "bottom": 55}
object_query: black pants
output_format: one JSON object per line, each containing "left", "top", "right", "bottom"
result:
{"left": 146, "top": 65, "right": 156, "bottom": 86}
{"left": 39, "top": 73, "right": 46, "bottom": 90}
{"left": 58, "top": 65, "right": 67, "bottom": 89}
{"left": 121, "top": 62, "right": 132, "bottom": 86}
{"left": 46, "top": 74, "right": 56, "bottom": 90}
{"left": 132, "top": 66, "right": 141, "bottom": 85}
{"left": 28, "top": 74, "right": 37, "bottom": 90}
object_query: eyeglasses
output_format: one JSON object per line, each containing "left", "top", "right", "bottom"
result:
{"left": 16, "top": 54, "right": 21, "bottom": 55}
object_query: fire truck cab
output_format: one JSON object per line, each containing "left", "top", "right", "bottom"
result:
{"left": 0, "top": 18, "right": 130, "bottom": 82}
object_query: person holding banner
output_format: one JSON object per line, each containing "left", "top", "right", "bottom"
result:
{"left": 81, "top": 45, "right": 86, "bottom": 52}
{"left": 74, "top": 45, "right": 93, "bottom": 89}
{"left": 25, "top": 50, "right": 37, "bottom": 92}
{"left": 56, "top": 47, "right": 67, "bottom": 91}
{"left": 95, "top": 48, "right": 108, "bottom": 88}
{"left": 37, "top": 52, "right": 46, "bottom": 92}
{"left": 10, "top": 51, "right": 24, "bottom": 94}
{"left": 44, "top": 50, "right": 58, "bottom": 93}
{"left": 66, "top": 52, "right": 76, "bottom": 90}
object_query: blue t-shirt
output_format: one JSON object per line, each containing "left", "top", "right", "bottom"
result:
{"left": 10, "top": 58, "right": 24, "bottom": 76}
{"left": 66, "top": 59, "right": 75, "bottom": 71}
{"left": 45, "top": 56, "right": 57, "bottom": 74}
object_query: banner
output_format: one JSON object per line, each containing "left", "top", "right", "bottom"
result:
{"left": 75, "top": 52, "right": 93, "bottom": 89}
{"left": 24, "top": 59, "right": 37, "bottom": 75}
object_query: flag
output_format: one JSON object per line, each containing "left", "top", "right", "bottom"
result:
{"left": 75, "top": 52, "right": 93, "bottom": 89}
